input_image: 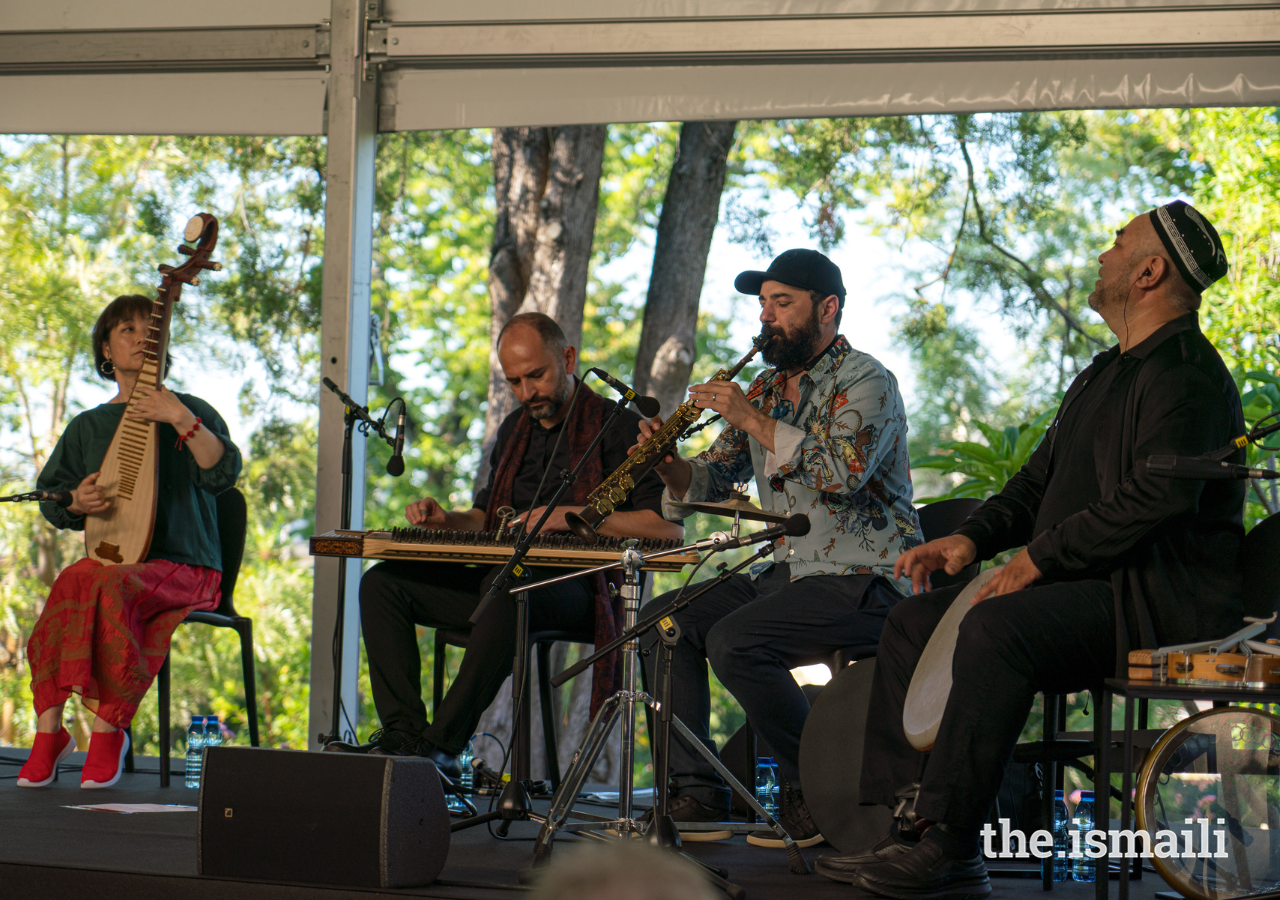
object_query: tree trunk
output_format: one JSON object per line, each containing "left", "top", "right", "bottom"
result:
{"left": 634, "top": 121, "right": 737, "bottom": 420}
{"left": 476, "top": 125, "right": 607, "bottom": 491}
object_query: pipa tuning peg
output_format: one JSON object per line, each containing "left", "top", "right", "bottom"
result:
{"left": 183, "top": 215, "right": 205, "bottom": 242}
{"left": 158, "top": 264, "right": 175, "bottom": 274}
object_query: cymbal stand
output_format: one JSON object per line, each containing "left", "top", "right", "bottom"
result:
{"left": 527, "top": 541, "right": 812, "bottom": 887}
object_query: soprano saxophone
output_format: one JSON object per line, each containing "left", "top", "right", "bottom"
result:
{"left": 565, "top": 335, "right": 767, "bottom": 543}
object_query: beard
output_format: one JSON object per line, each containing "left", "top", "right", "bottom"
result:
{"left": 761, "top": 302, "right": 824, "bottom": 370}
{"left": 1088, "top": 270, "right": 1128, "bottom": 314}
{"left": 524, "top": 371, "right": 574, "bottom": 420}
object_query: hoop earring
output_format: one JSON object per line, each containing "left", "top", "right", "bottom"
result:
{"left": 99, "top": 359, "right": 115, "bottom": 377}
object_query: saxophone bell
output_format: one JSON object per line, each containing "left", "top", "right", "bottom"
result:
{"left": 565, "top": 506, "right": 606, "bottom": 544}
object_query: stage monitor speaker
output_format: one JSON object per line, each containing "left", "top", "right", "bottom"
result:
{"left": 198, "top": 746, "right": 450, "bottom": 888}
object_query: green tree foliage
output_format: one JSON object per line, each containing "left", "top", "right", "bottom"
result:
{"left": 913, "top": 410, "right": 1055, "bottom": 502}
{"left": 736, "top": 110, "right": 1278, "bottom": 519}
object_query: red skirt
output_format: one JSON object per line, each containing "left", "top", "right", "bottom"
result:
{"left": 27, "top": 557, "right": 221, "bottom": 729}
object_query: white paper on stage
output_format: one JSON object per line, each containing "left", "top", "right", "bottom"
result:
{"left": 62, "top": 803, "right": 198, "bottom": 814}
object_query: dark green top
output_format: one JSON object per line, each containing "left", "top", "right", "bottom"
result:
{"left": 36, "top": 393, "right": 242, "bottom": 571}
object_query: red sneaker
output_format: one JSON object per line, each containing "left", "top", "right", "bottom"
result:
{"left": 17, "top": 728, "right": 76, "bottom": 787}
{"left": 81, "top": 729, "right": 130, "bottom": 789}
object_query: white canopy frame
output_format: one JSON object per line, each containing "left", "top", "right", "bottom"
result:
{"left": 2, "top": 0, "right": 1277, "bottom": 747}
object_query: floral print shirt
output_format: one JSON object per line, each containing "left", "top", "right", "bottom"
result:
{"left": 663, "top": 335, "right": 922, "bottom": 586}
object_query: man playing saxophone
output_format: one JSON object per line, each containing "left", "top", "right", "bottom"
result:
{"left": 634, "top": 249, "right": 923, "bottom": 847}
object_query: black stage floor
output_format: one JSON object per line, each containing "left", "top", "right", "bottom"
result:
{"left": 1, "top": 749, "right": 1170, "bottom": 900}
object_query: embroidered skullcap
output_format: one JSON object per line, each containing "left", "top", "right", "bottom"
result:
{"left": 1148, "top": 200, "right": 1228, "bottom": 293}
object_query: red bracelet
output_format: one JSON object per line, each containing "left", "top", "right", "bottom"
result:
{"left": 175, "top": 417, "right": 202, "bottom": 449}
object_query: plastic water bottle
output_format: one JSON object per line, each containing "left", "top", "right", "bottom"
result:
{"left": 204, "top": 715, "right": 223, "bottom": 752}
{"left": 1053, "top": 789, "right": 1071, "bottom": 881}
{"left": 445, "top": 738, "right": 475, "bottom": 814}
{"left": 459, "top": 739, "right": 475, "bottom": 794}
{"left": 769, "top": 759, "right": 782, "bottom": 814}
{"left": 756, "top": 757, "right": 778, "bottom": 817}
{"left": 185, "top": 716, "right": 205, "bottom": 789}
{"left": 1072, "top": 790, "right": 1097, "bottom": 882}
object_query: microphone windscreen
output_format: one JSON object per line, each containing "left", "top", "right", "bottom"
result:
{"left": 783, "top": 514, "right": 811, "bottom": 537}
{"left": 634, "top": 395, "right": 661, "bottom": 419}
{"left": 386, "top": 456, "right": 405, "bottom": 477}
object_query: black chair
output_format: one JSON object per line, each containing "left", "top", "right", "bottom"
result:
{"left": 434, "top": 623, "right": 595, "bottom": 791}
{"left": 150, "top": 487, "right": 260, "bottom": 786}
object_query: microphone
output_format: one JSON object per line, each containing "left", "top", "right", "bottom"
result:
{"left": 719, "top": 514, "right": 811, "bottom": 550}
{"left": 1146, "top": 455, "right": 1279, "bottom": 480}
{"left": 589, "top": 368, "right": 661, "bottom": 419}
{"left": 386, "top": 405, "right": 406, "bottom": 476}
{"left": 1, "top": 490, "right": 74, "bottom": 507}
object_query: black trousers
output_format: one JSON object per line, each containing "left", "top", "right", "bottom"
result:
{"left": 858, "top": 578, "right": 1115, "bottom": 830}
{"left": 638, "top": 563, "right": 901, "bottom": 806}
{"left": 359, "top": 560, "right": 593, "bottom": 755}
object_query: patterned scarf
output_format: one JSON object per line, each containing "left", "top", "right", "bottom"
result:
{"left": 484, "top": 380, "right": 622, "bottom": 717}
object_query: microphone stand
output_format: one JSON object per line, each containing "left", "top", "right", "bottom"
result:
{"left": 528, "top": 541, "right": 813, "bottom": 888}
{"left": 318, "top": 377, "right": 395, "bottom": 747}
{"left": 451, "top": 394, "right": 633, "bottom": 836}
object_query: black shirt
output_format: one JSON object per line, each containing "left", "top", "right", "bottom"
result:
{"left": 955, "top": 314, "right": 1246, "bottom": 649}
{"left": 1030, "top": 354, "right": 1129, "bottom": 544}
{"left": 472, "top": 398, "right": 667, "bottom": 518}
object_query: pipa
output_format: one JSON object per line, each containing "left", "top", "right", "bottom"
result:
{"left": 85, "top": 213, "right": 220, "bottom": 566}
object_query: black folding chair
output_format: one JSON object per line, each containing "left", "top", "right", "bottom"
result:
{"left": 128, "top": 487, "right": 259, "bottom": 786}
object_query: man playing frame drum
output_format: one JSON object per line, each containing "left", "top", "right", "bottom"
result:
{"left": 821, "top": 202, "right": 1246, "bottom": 899}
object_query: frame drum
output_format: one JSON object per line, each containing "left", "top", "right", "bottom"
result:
{"left": 798, "top": 659, "right": 892, "bottom": 853}
{"left": 1136, "top": 706, "right": 1280, "bottom": 899}
{"left": 902, "top": 566, "right": 1003, "bottom": 752}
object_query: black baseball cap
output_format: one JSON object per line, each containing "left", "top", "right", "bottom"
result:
{"left": 734, "top": 249, "right": 846, "bottom": 303}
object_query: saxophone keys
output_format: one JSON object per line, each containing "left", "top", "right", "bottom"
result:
{"left": 609, "top": 486, "right": 627, "bottom": 504}
{"left": 597, "top": 498, "right": 615, "bottom": 515}
{"left": 619, "top": 474, "right": 635, "bottom": 491}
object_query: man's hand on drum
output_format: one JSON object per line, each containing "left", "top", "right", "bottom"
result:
{"left": 405, "top": 497, "right": 448, "bottom": 528}
{"left": 68, "top": 471, "right": 109, "bottom": 517}
{"left": 894, "top": 534, "right": 977, "bottom": 594}
{"left": 971, "top": 548, "right": 1043, "bottom": 604}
